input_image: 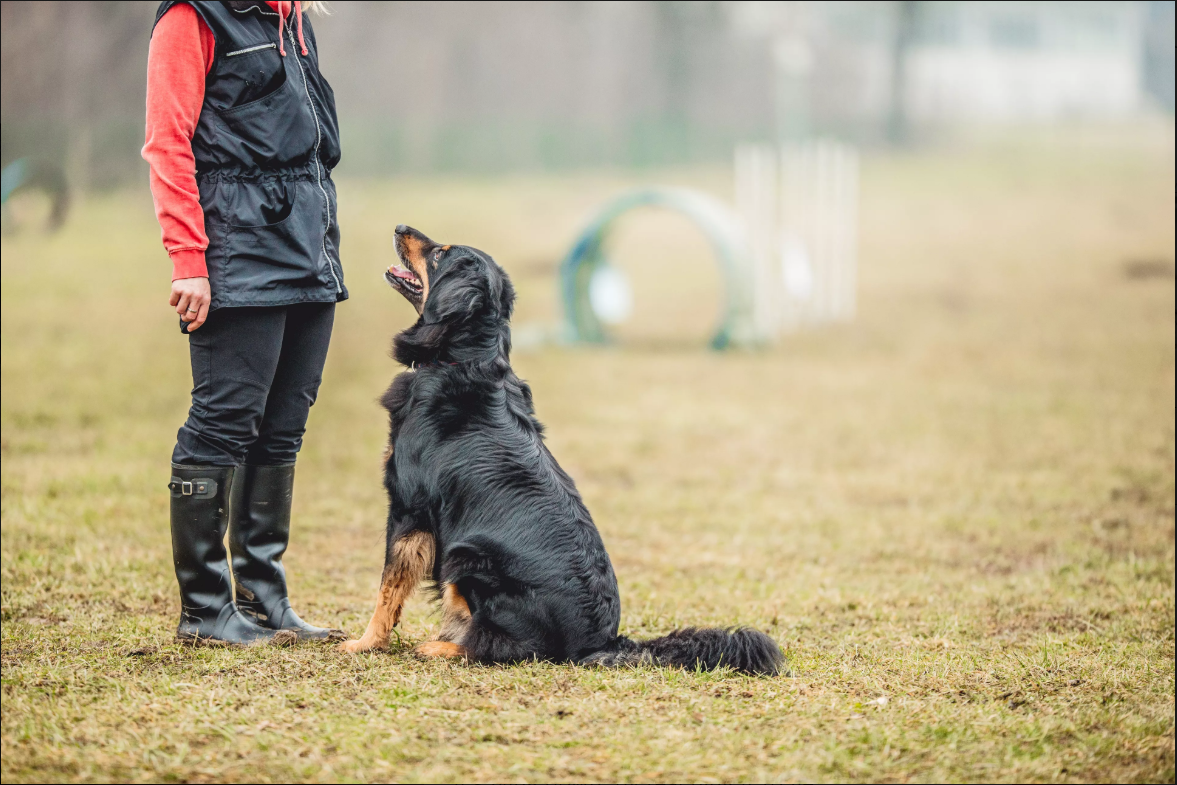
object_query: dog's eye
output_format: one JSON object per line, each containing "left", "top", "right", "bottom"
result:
{"left": 432, "top": 248, "right": 444, "bottom": 262}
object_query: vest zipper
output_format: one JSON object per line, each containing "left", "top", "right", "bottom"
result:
{"left": 285, "top": 18, "right": 342, "bottom": 295}
{"left": 225, "top": 43, "right": 277, "bottom": 57}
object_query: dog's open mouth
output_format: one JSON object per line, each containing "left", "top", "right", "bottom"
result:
{"left": 388, "top": 225, "right": 435, "bottom": 313}
{"left": 385, "top": 264, "right": 424, "bottom": 299}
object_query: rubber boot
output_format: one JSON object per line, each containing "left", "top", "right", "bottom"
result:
{"left": 169, "top": 465, "right": 291, "bottom": 645}
{"left": 229, "top": 464, "right": 343, "bottom": 640}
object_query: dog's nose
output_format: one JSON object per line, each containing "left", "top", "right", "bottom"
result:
{"left": 395, "top": 224, "right": 408, "bottom": 235}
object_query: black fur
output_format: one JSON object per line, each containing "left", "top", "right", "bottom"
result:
{"left": 382, "top": 236, "right": 784, "bottom": 676}
{"left": 582, "top": 628, "right": 784, "bottom": 674}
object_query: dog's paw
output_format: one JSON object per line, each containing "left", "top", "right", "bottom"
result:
{"left": 337, "top": 637, "right": 381, "bottom": 654}
{"left": 413, "top": 641, "right": 468, "bottom": 659}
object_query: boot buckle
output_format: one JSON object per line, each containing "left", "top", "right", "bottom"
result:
{"left": 169, "top": 476, "right": 219, "bottom": 499}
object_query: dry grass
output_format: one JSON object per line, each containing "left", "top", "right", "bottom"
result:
{"left": 2, "top": 124, "right": 1174, "bottom": 783}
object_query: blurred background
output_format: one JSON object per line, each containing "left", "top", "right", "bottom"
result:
{"left": 2, "top": 1, "right": 1175, "bottom": 180}
{"left": 3, "top": 0, "right": 1174, "bottom": 347}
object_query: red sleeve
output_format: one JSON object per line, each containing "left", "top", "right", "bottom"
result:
{"left": 142, "top": 4, "right": 216, "bottom": 281}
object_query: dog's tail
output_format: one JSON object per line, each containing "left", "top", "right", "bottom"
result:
{"left": 581, "top": 627, "right": 784, "bottom": 676}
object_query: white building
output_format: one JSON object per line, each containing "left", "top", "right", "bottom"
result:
{"left": 732, "top": 0, "right": 1156, "bottom": 135}
{"left": 903, "top": 1, "right": 1147, "bottom": 123}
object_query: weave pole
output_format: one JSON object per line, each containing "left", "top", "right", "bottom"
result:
{"left": 735, "top": 139, "right": 859, "bottom": 340}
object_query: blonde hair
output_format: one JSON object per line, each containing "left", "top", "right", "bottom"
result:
{"left": 301, "top": 1, "right": 330, "bottom": 15}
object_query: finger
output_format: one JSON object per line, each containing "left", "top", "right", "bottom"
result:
{"left": 170, "top": 289, "right": 181, "bottom": 307}
{"left": 177, "top": 293, "right": 195, "bottom": 320}
{"left": 188, "top": 299, "right": 211, "bottom": 332}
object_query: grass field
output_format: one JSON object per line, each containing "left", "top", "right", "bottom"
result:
{"left": 2, "top": 125, "right": 1174, "bottom": 783}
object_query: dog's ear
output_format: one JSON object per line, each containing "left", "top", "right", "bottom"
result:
{"left": 472, "top": 252, "right": 513, "bottom": 322}
{"left": 488, "top": 265, "right": 516, "bottom": 361}
{"left": 497, "top": 268, "right": 515, "bottom": 320}
{"left": 427, "top": 257, "right": 488, "bottom": 325}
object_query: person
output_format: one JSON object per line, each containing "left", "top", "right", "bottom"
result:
{"left": 142, "top": 0, "right": 345, "bottom": 644}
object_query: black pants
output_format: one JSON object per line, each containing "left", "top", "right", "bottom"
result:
{"left": 173, "top": 303, "right": 334, "bottom": 466}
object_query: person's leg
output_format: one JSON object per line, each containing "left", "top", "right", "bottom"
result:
{"left": 229, "top": 303, "right": 341, "bottom": 639}
{"left": 173, "top": 306, "right": 288, "bottom": 466}
{"left": 244, "top": 302, "right": 335, "bottom": 465}
{"left": 170, "top": 307, "right": 293, "bottom": 645}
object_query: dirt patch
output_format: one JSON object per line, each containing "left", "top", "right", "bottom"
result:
{"left": 1122, "top": 258, "right": 1175, "bottom": 280}
{"left": 987, "top": 607, "right": 1111, "bottom": 641}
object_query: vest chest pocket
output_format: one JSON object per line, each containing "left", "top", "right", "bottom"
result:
{"left": 217, "top": 44, "right": 285, "bottom": 108}
{"left": 216, "top": 66, "right": 318, "bottom": 168}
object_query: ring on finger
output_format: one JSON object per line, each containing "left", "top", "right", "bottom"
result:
{"left": 186, "top": 307, "right": 199, "bottom": 313}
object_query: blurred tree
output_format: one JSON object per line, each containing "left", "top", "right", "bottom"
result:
{"left": 886, "top": 0, "right": 918, "bottom": 146}
{"left": 1143, "top": 0, "right": 1175, "bottom": 112}
{"left": 1, "top": 1, "right": 153, "bottom": 190}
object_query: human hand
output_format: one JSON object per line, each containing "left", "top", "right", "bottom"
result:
{"left": 170, "top": 276, "right": 211, "bottom": 331}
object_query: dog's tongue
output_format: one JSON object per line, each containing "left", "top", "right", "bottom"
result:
{"left": 388, "top": 265, "right": 418, "bottom": 281}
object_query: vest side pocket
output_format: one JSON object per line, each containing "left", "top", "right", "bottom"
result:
{"left": 219, "top": 182, "right": 333, "bottom": 302}
{"left": 226, "top": 179, "right": 299, "bottom": 229}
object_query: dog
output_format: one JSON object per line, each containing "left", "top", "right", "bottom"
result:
{"left": 338, "top": 225, "right": 783, "bottom": 675}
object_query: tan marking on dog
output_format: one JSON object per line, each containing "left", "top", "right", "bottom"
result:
{"left": 436, "top": 582, "right": 472, "bottom": 643}
{"left": 338, "top": 531, "right": 434, "bottom": 653}
{"left": 396, "top": 234, "right": 432, "bottom": 307}
{"left": 381, "top": 439, "right": 393, "bottom": 465}
{"left": 414, "top": 640, "right": 468, "bottom": 659}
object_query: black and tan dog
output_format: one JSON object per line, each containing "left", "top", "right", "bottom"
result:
{"left": 338, "top": 225, "right": 783, "bottom": 675}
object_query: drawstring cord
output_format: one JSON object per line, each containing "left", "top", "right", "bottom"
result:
{"left": 275, "top": 1, "right": 308, "bottom": 58}
{"left": 276, "top": 1, "right": 285, "bottom": 56}
{"left": 295, "top": 2, "right": 308, "bottom": 56}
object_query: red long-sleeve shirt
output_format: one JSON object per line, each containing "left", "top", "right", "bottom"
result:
{"left": 143, "top": 3, "right": 216, "bottom": 281}
{"left": 143, "top": 1, "right": 298, "bottom": 281}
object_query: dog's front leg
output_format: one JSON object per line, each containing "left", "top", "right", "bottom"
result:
{"left": 338, "top": 530, "right": 434, "bottom": 653}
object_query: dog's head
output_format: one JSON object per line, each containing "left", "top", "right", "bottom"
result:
{"left": 388, "top": 225, "right": 515, "bottom": 366}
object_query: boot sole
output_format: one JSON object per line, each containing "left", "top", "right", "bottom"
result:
{"left": 174, "top": 629, "right": 298, "bottom": 647}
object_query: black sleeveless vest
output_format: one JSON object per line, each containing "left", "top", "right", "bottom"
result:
{"left": 153, "top": 1, "right": 347, "bottom": 309}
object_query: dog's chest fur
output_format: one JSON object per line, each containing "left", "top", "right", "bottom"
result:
{"left": 379, "top": 367, "right": 529, "bottom": 506}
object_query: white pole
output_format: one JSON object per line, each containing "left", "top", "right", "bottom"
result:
{"left": 818, "top": 138, "right": 836, "bottom": 324}
{"left": 747, "top": 136, "right": 859, "bottom": 334}
{"left": 844, "top": 144, "right": 859, "bottom": 321}
{"left": 830, "top": 142, "right": 847, "bottom": 322}
{"left": 736, "top": 144, "right": 779, "bottom": 342}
